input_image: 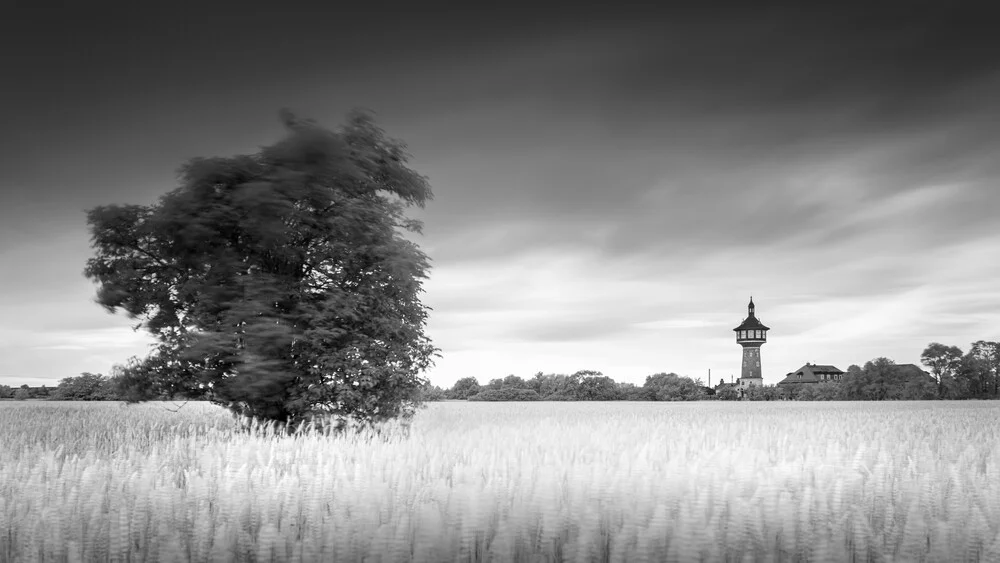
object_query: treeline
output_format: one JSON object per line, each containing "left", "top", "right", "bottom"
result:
{"left": 0, "top": 373, "right": 127, "bottom": 401}
{"left": 4, "top": 341, "right": 996, "bottom": 403}
{"left": 419, "top": 370, "right": 709, "bottom": 402}
{"left": 0, "top": 368, "right": 189, "bottom": 402}
{"left": 424, "top": 340, "right": 1000, "bottom": 402}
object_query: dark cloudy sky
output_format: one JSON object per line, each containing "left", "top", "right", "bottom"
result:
{"left": 1, "top": 1, "right": 997, "bottom": 388}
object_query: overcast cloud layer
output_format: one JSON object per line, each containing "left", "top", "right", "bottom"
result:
{"left": 1, "top": 1, "right": 997, "bottom": 387}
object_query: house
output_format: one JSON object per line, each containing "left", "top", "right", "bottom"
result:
{"left": 777, "top": 363, "right": 845, "bottom": 385}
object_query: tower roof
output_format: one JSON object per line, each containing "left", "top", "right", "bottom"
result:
{"left": 733, "top": 296, "right": 770, "bottom": 331}
{"left": 733, "top": 316, "right": 770, "bottom": 331}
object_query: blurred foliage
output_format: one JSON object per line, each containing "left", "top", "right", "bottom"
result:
{"left": 83, "top": 110, "right": 436, "bottom": 430}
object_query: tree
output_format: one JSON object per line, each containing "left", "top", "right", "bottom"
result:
{"left": 13, "top": 387, "right": 30, "bottom": 400}
{"left": 715, "top": 385, "right": 739, "bottom": 401}
{"left": 901, "top": 375, "right": 938, "bottom": 400}
{"left": 446, "top": 377, "right": 480, "bottom": 400}
{"left": 52, "top": 373, "right": 118, "bottom": 401}
{"left": 484, "top": 378, "right": 505, "bottom": 391}
{"left": 0, "top": 385, "right": 12, "bottom": 399}
{"left": 528, "top": 372, "right": 582, "bottom": 400}
{"left": 783, "top": 381, "right": 843, "bottom": 401}
{"left": 958, "top": 345, "right": 994, "bottom": 398}
{"left": 84, "top": 110, "right": 437, "bottom": 430}
{"left": 415, "top": 383, "right": 446, "bottom": 402}
{"left": 743, "top": 385, "right": 780, "bottom": 401}
{"left": 969, "top": 341, "right": 1000, "bottom": 397}
{"left": 617, "top": 382, "right": 649, "bottom": 401}
{"left": 643, "top": 373, "right": 705, "bottom": 401}
{"left": 501, "top": 374, "right": 528, "bottom": 389}
{"left": 921, "top": 343, "right": 963, "bottom": 398}
{"left": 864, "top": 358, "right": 903, "bottom": 400}
{"left": 839, "top": 365, "right": 866, "bottom": 400}
{"left": 839, "top": 359, "right": 940, "bottom": 401}
{"left": 577, "top": 374, "right": 622, "bottom": 400}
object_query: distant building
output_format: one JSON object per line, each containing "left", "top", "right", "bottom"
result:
{"left": 777, "top": 363, "right": 845, "bottom": 385}
{"left": 733, "top": 297, "right": 768, "bottom": 391}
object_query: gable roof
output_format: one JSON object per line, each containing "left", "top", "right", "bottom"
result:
{"left": 777, "top": 363, "right": 844, "bottom": 384}
{"left": 892, "top": 364, "right": 934, "bottom": 380}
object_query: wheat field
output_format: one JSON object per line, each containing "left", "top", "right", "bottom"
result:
{"left": 1, "top": 400, "right": 998, "bottom": 562}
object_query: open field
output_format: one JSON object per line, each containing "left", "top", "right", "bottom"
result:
{"left": 1, "top": 400, "right": 999, "bottom": 562}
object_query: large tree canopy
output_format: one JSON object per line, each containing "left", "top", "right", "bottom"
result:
{"left": 85, "top": 110, "right": 437, "bottom": 428}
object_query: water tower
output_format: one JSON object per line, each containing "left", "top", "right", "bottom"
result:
{"left": 733, "top": 297, "right": 769, "bottom": 388}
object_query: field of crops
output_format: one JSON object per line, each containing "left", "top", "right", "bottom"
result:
{"left": 1, "top": 400, "right": 999, "bottom": 562}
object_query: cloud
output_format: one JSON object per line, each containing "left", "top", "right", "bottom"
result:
{"left": 26, "top": 328, "right": 152, "bottom": 351}
{"left": 633, "top": 320, "right": 723, "bottom": 330}
{"left": 2, "top": 1, "right": 999, "bottom": 388}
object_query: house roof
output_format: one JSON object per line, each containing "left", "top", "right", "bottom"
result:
{"left": 777, "top": 363, "right": 844, "bottom": 384}
{"left": 892, "top": 364, "right": 934, "bottom": 380}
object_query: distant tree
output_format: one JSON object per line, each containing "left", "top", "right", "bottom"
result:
{"left": 777, "top": 383, "right": 799, "bottom": 400}
{"left": 840, "top": 359, "right": 941, "bottom": 400}
{"left": 13, "top": 387, "right": 30, "bottom": 401}
{"left": 864, "top": 358, "right": 900, "bottom": 400}
{"left": 52, "top": 373, "right": 117, "bottom": 401}
{"left": 446, "top": 377, "right": 481, "bottom": 400}
{"left": 795, "top": 384, "right": 819, "bottom": 401}
{"left": 786, "top": 382, "right": 840, "bottom": 401}
{"left": 957, "top": 346, "right": 994, "bottom": 398}
{"left": 921, "top": 343, "right": 963, "bottom": 398}
{"left": 743, "top": 385, "right": 780, "bottom": 401}
{"left": 529, "top": 372, "right": 582, "bottom": 399}
{"left": 468, "top": 388, "right": 541, "bottom": 401}
{"left": 812, "top": 382, "right": 842, "bottom": 401}
{"left": 82, "top": 110, "right": 436, "bottom": 430}
{"left": 643, "top": 373, "right": 705, "bottom": 401}
{"left": 714, "top": 385, "right": 739, "bottom": 401}
{"left": 840, "top": 365, "right": 866, "bottom": 400}
{"left": 416, "top": 383, "right": 446, "bottom": 402}
{"left": 577, "top": 374, "right": 622, "bottom": 400}
{"left": 0, "top": 385, "right": 12, "bottom": 399}
{"left": 900, "top": 375, "right": 938, "bottom": 400}
{"left": 526, "top": 372, "right": 545, "bottom": 395}
{"left": 968, "top": 341, "right": 1000, "bottom": 397}
{"left": 501, "top": 374, "right": 528, "bottom": 389}
{"left": 617, "top": 382, "right": 650, "bottom": 401}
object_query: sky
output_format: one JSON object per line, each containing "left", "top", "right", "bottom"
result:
{"left": 1, "top": 1, "right": 998, "bottom": 388}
